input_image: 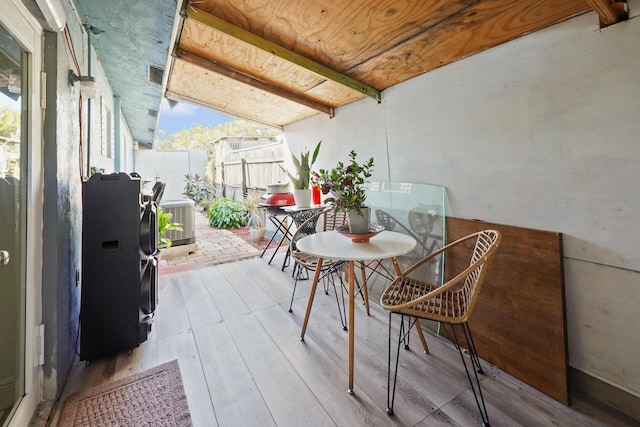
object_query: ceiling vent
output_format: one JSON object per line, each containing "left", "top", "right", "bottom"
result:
{"left": 148, "top": 65, "right": 164, "bottom": 85}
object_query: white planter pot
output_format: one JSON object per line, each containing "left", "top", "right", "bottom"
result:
{"left": 347, "top": 207, "right": 370, "bottom": 233}
{"left": 250, "top": 227, "right": 265, "bottom": 243}
{"left": 293, "top": 189, "right": 311, "bottom": 208}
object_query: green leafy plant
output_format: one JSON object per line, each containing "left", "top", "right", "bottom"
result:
{"left": 319, "top": 150, "right": 375, "bottom": 215}
{"left": 157, "top": 205, "right": 183, "bottom": 249}
{"left": 183, "top": 173, "right": 216, "bottom": 208}
{"left": 280, "top": 140, "right": 321, "bottom": 190}
{"left": 207, "top": 197, "right": 247, "bottom": 229}
{"left": 243, "top": 192, "right": 264, "bottom": 228}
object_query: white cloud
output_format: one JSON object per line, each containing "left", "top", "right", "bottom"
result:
{"left": 0, "top": 94, "right": 20, "bottom": 111}
{"left": 161, "top": 99, "right": 197, "bottom": 117}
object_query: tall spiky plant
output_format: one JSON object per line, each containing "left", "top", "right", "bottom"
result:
{"left": 281, "top": 140, "right": 322, "bottom": 190}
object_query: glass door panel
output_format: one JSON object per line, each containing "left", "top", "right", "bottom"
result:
{"left": 0, "top": 23, "right": 26, "bottom": 426}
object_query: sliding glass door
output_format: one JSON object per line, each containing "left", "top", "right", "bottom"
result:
{"left": 1, "top": 2, "right": 43, "bottom": 426}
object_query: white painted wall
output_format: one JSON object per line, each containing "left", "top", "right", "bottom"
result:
{"left": 285, "top": 7, "right": 640, "bottom": 397}
{"left": 135, "top": 149, "right": 208, "bottom": 201}
{"left": 41, "top": 3, "right": 143, "bottom": 399}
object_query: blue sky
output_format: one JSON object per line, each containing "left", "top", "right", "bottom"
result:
{"left": 156, "top": 99, "right": 234, "bottom": 139}
{"left": 1, "top": 96, "right": 233, "bottom": 140}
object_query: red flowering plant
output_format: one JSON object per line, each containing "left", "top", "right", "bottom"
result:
{"left": 310, "top": 171, "right": 321, "bottom": 187}
{"left": 319, "top": 150, "right": 375, "bottom": 215}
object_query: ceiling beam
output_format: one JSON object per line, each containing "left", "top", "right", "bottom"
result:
{"left": 584, "top": 0, "right": 628, "bottom": 27}
{"left": 185, "top": 6, "right": 381, "bottom": 103}
{"left": 175, "top": 49, "right": 335, "bottom": 117}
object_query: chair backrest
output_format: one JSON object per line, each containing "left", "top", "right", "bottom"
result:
{"left": 407, "top": 206, "right": 434, "bottom": 236}
{"left": 323, "top": 208, "right": 347, "bottom": 232}
{"left": 375, "top": 209, "right": 397, "bottom": 231}
{"left": 152, "top": 181, "right": 165, "bottom": 203}
{"left": 289, "top": 208, "right": 327, "bottom": 253}
{"left": 450, "top": 230, "right": 501, "bottom": 321}
{"left": 390, "top": 229, "right": 501, "bottom": 323}
{"left": 376, "top": 208, "right": 435, "bottom": 258}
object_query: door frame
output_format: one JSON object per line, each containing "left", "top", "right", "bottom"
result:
{"left": 2, "top": 1, "right": 44, "bottom": 425}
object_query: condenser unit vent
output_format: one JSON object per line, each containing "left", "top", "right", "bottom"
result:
{"left": 160, "top": 199, "right": 196, "bottom": 246}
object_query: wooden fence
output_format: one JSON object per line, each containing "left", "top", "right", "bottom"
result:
{"left": 215, "top": 140, "right": 289, "bottom": 199}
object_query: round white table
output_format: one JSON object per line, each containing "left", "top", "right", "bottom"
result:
{"left": 296, "top": 230, "right": 416, "bottom": 394}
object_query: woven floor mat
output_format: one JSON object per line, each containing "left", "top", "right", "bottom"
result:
{"left": 59, "top": 359, "right": 192, "bottom": 426}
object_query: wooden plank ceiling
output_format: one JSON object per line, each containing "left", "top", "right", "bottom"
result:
{"left": 164, "top": 0, "right": 626, "bottom": 128}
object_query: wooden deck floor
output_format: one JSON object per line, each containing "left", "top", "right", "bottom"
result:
{"left": 48, "top": 255, "right": 634, "bottom": 427}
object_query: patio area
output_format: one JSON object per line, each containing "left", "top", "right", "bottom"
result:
{"left": 157, "top": 210, "right": 265, "bottom": 275}
{"left": 39, "top": 228, "right": 635, "bottom": 426}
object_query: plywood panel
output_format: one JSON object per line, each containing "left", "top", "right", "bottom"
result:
{"left": 194, "top": 0, "right": 590, "bottom": 91}
{"left": 349, "top": 0, "right": 591, "bottom": 88}
{"left": 167, "top": 58, "right": 319, "bottom": 126}
{"left": 172, "top": 0, "right": 592, "bottom": 127}
{"left": 198, "top": 0, "right": 479, "bottom": 74}
{"left": 180, "top": 19, "right": 366, "bottom": 108}
{"left": 444, "top": 217, "right": 569, "bottom": 404}
{"left": 181, "top": 19, "right": 325, "bottom": 93}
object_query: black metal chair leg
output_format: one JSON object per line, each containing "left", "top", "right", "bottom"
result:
{"left": 403, "top": 316, "right": 415, "bottom": 350}
{"left": 387, "top": 313, "right": 407, "bottom": 416}
{"left": 281, "top": 248, "right": 291, "bottom": 271}
{"left": 288, "top": 265, "right": 306, "bottom": 313}
{"left": 290, "top": 261, "right": 347, "bottom": 330}
{"left": 463, "top": 323, "right": 484, "bottom": 373}
{"left": 329, "top": 269, "right": 347, "bottom": 330}
{"left": 451, "top": 324, "right": 491, "bottom": 426}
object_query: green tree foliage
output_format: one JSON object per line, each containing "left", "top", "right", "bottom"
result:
{"left": 0, "top": 108, "right": 20, "bottom": 138}
{"left": 154, "top": 119, "right": 280, "bottom": 151}
{"left": 154, "top": 118, "right": 281, "bottom": 187}
{"left": 0, "top": 108, "right": 21, "bottom": 178}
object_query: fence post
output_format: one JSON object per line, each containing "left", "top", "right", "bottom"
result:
{"left": 221, "top": 161, "right": 226, "bottom": 198}
{"left": 241, "top": 158, "right": 248, "bottom": 196}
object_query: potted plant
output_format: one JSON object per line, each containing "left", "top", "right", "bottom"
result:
{"left": 243, "top": 192, "right": 265, "bottom": 242}
{"left": 310, "top": 171, "right": 322, "bottom": 205}
{"left": 157, "top": 205, "right": 183, "bottom": 250}
{"left": 280, "top": 140, "right": 322, "bottom": 207}
{"left": 319, "top": 150, "right": 375, "bottom": 233}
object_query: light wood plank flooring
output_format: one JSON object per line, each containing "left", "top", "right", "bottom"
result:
{"left": 44, "top": 255, "right": 635, "bottom": 427}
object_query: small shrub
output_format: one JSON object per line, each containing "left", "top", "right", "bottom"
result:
{"left": 200, "top": 198, "right": 214, "bottom": 212}
{"left": 184, "top": 174, "right": 216, "bottom": 208}
{"left": 207, "top": 198, "right": 247, "bottom": 229}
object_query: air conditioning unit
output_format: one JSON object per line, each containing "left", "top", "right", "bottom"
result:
{"left": 160, "top": 199, "right": 196, "bottom": 246}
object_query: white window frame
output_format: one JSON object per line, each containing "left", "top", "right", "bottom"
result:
{"left": 2, "top": 1, "right": 45, "bottom": 426}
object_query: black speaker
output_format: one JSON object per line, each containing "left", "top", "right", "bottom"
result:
{"left": 80, "top": 172, "right": 158, "bottom": 361}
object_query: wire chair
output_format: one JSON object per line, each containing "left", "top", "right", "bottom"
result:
{"left": 288, "top": 208, "right": 350, "bottom": 329}
{"left": 380, "top": 229, "right": 501, "bottom": 426}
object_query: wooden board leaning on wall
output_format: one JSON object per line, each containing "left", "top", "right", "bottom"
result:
{"left": 441, "top": 217, "right": 568, "bottom": 405}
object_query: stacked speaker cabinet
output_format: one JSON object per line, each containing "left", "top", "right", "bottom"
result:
{"left": 80, "top": 172, "right": 158, "bottom": 361}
